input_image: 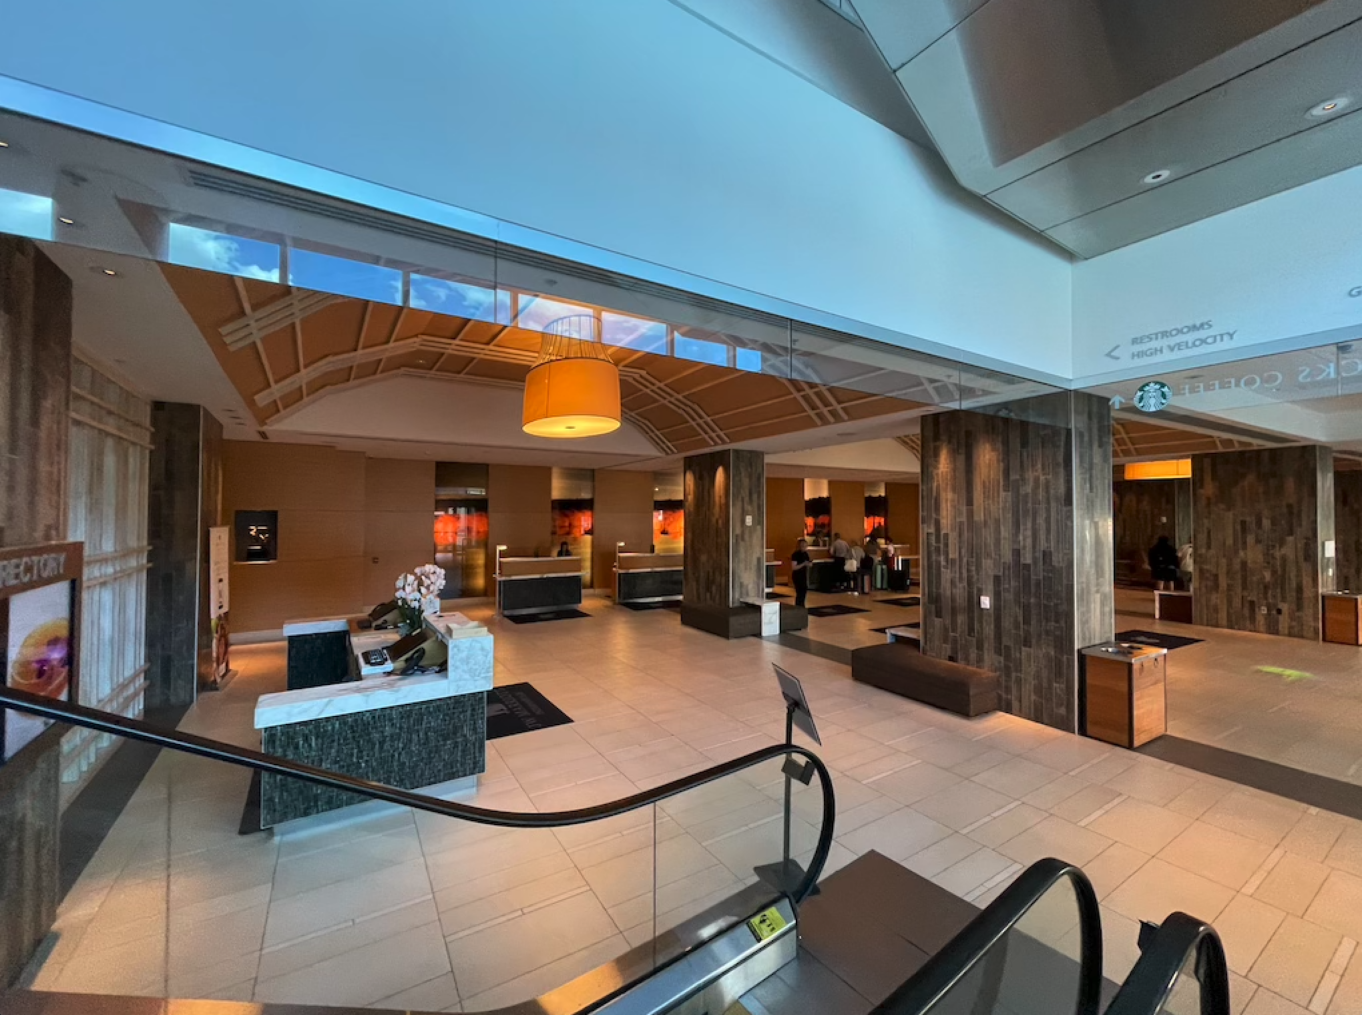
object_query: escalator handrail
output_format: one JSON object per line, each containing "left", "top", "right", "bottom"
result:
{"left": 0, "top": 684, "right": 836, "bottom": 901}
{"left": 1104, "top": 912, "right": 1231, "bottom": 1015}
{"left": 871, "top": 857, "right": 1104, "bottom": 1015}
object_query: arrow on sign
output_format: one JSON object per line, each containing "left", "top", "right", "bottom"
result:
{"left": 1105, "top": 344, "right": 1122, "bottom": 361}
{"left": 1110, "top": 396, "right": 1125, "bottom": 409}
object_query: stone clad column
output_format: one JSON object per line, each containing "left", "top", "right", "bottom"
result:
{"left": 1192, "top": 445, "right": 1334, "bottom": 639}
{"left": 680, "top": 449, "right": 767, "bottom": 638}
{"left": 921, "top": 392, "right": 1114, "bottom": 732}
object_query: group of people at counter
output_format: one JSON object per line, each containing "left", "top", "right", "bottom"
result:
{"left": 789, "top": 531, "right": 904, "bottom": 607}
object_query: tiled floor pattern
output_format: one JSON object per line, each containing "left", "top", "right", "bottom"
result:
{"left": 27, "top": 593, "right": 1362, "bottom": 1014}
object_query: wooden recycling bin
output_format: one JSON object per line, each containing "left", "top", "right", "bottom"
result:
{"left": 1082, "top": 643, "right": 1168, "bottom": 749}
{"left": 1323, "top": 593, "right": 1362, "bottom": 646}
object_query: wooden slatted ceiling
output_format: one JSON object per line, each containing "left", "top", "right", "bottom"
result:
{"left": 160, "top": 264, "right": 921, "bottom": 454}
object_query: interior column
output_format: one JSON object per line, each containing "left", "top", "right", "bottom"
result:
{"left": 921, "top": 392, "right": 1114, "bottom": 732}
{"left": 680, "top": 449, "right": 766, "bottom": 638}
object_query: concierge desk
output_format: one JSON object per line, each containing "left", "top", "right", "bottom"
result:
{"left": 498, "top": 556, "right": 583, "bottom": 615}
{"left": 616, "top": 552, "right": 683, "bottom": 603}
{"left": 256, "top": 613, "right": 492, "bottom": 828}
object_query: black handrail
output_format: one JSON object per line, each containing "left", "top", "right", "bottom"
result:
{"left": 0, "top": 685, "right": 836, "bottom": 902}
{"left": 1105, "top": 912, "right": 1231, "bottom": 1015}
{"left": 870, "top": 857, "right": 1104, "bottom": 1015}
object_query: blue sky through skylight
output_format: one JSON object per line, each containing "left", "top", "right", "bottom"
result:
{"left": 0, "top": 189, "right": 53, "bottom": 241}
{"left": 289, "top": 247, "right": 402, "bottom": 305}
{"left": 409, "top": 274, "right": 497, "bottom": 321}
{"left": 675, "top": 335, "right": 728, "bottom": 367}
{"left": 168, "top": 223, "right": 280, "bottom": 281}
{"left": 602, "top": 312, "right": 667, "bottom": 354}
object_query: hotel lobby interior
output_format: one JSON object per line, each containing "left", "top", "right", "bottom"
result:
{"left": 5, "top": 5, "right": 1362, "bottom": 1013}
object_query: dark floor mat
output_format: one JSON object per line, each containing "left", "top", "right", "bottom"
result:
{"left": 620, "top": 601, "right": 680, "bottom": 611}
{"left": 1114, "top": 629, "right": 1204, "bottom": 651}
{"left": 505, "top": 608, "right": 591, "bottom": 624}
{"left": 808, "top": 604, "right": 871, "bottom": 618}
{"left": 879, "top": 596, "right": 922, "bottom": 607}
{"left": 487, "top": 683, "right": 574, "bottom": 739}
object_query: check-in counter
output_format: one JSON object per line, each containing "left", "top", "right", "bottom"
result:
{"left": 805, "top": 547, "right": 846, "bottom": 592}
{"left": 616, "top": 552, "right": 684, "bottom": 603}
{"left": 255, "top": 612, "right": 493, "bottom": 828}
{"left": 498, "top": 556, "right": 584, "bottom": 615}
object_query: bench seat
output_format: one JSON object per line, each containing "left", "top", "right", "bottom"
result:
{"left": 851, "top": 642, "right": 998, "bottom": 717}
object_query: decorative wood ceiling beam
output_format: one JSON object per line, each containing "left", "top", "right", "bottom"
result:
{"left": 219, "top": 290, "right": 344, "bottom": 351}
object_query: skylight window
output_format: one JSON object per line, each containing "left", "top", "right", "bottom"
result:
{"left": 0, "top": 189, "right": 53, "bottom": 241}
{"left": 602, "top": 313, "right": 668, "bottom": 354}
{"left": 515, "top": 294, "right": 593, "bottom": 333}
{"left": 289, "top": 248, "right": 402, "bottom": 304}
{"left": 735, "top": 348, "right": 763, "bottom": 373}
{"left": 167, "top": 223, "right": 280, "bottom": 282}
{"left": 409, "top": 274, "right": 497, "bottom": 321}
{"left": 675, "top": 335, "right": 728, "bottom": 367}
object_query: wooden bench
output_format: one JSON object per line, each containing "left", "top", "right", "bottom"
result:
{"left": 851, "top": 642, "right": 999, "bottom": 717}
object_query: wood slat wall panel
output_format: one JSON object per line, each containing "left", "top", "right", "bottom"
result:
{"left": 1192, "top": 446, "right": 1334, "bottom": 639}
{"left": 922, "top": 393, "right": 1112, "bottom": 732}
{"left": 1336, "top": 471, "right": 1362, "bottom": 592}
{"left": 683, "top": 449, "right": 764, "bottom": 609}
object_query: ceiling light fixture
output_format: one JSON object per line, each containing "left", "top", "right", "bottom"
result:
{"left": 522, "top": 314, "right": 621, "bottom": 439}
{"left": 58, "top": 216, "right": 75, "bottom": 225}
{"left": 0, "top": 141, "right": 9, "bottom": 148}
{"left": 1142, "top": 169, "right": 1172, "bottom": 185}
{"left": 1308, "top": 96, "right": 1351, "bottom": 118}
{"left": 101, "top": 268, "right": 117, "bottom": 276}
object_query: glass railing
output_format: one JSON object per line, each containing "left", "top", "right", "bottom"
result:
{"left": 0, "top": 686, "right": 832, "bottom": 1013}
{"left": 870, "top": 859, "right": 1104, "bottom": 1015}
{"left": 1105, "top": 913, "right": 1232, "bottom": 1015}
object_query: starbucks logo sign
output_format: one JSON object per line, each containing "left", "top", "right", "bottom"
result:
{"left": 1134, "top": 380, "right": 1172, "bottom": 413}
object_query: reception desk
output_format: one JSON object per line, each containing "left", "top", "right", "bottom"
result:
{"left": 616, "top": 552, "right": 683, "bottom": 603}
{"left": 256, "top": 612, "right": 492, "bottom": 828}
{"left": 498, "top": 556, "right": 583, "bottom": 615}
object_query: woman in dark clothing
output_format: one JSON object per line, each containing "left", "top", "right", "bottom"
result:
{"left": 791, "top": 538, "right": 811, "bottom": 608}
{"left": 1149, "top": 535, "right": 1180, "bottom": 591}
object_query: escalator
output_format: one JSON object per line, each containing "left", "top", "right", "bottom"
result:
{"left": 0, "top": 686, "right": 1229, "bottom": 1015}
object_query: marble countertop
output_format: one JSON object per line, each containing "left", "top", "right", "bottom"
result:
{"left": 254, "top": 671, "right": 466, "bottom": 729}
{"left": 496, "top": 571, "right": 583, "bottom": 581}
{"left": 282, "top": 616, "right": 352, "bottom": 637}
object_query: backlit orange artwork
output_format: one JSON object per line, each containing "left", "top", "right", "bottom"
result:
{"left": 433, "top": 511, "right": 487, "bottom": 550}
{"left": 654, "top": 507, "right": 684, "bottom": 545}
{"left": 865, "top": 515, "right": 886, "bottom": 539}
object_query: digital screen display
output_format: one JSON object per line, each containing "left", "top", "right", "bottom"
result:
{"left": 3, "top": 580, "right": 75, "bottom": 761}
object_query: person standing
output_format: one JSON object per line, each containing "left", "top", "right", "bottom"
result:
{"left": 791, "top": 538, "right": 812, "bottom": 608}
{"left": 1178, "top": 539, "right": 1194, "bottom": 590}
{"left": 830, "top": 532, "right": 851, "bottom": 592}
{"left": 857, "top": 539, "right": 875, "bottom": 595}
{"left": 1149, "top": 535, "right": 1179, "bottom": 591}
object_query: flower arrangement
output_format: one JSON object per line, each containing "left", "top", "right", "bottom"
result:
{"left": 394, "top": 564, "right": 446, "bottom": 633}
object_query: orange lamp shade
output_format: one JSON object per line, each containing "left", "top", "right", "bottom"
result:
{"left": 522, "top": 357, "right": 621, "bottom": 438}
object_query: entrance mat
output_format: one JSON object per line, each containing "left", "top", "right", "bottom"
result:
{"left": 808, "top": 604, "right": 870, "bottom": 618}
{"left": 870, "top": 622, "right": 920, "bottom": 634}
{"left": 487, "top": 683, "right": 574, "bottom": 740}
{"left": 1115, "top": 629, "right": 1204, "bottom": 651}
{"left": 879, "top": 596, "right": 922, "bottom": 607}
{"left": 1141, "top": 736, "right": 1362, "bottom": 822}
{"left": 505, "top": 608, "right": 591, "bottom": 624}
{"left": 620, "top": 601, "right": 680, "bottom": 611}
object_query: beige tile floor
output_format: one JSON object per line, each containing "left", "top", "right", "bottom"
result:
{"left": 25, "top": 592, "right": 1362, "bottom": 1014}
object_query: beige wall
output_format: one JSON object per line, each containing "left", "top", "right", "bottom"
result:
{"left": 592, "top": 470, "right": 654, "bottom": 589}
{"left": 488, "top": 464, "right": 552, "bottom": 584}
{"left": 364, "top": 459, "right": 436, "bottom": 605}
{"left": 765, "top": 477, "right": 805, "bottom": 579}
{"left": 830, "top": 480, "right": 864, "bottom": 545}
{"left": 223, "top": 442, "right": 436, "bottom": 632}
{"left": 887, "top": 481, "right": 921, "bottom": 555}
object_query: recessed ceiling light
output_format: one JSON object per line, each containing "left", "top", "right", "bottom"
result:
{"left": 1142, "top": 169, "right": 1173, "bottom": 185}
{"left": 101, "top": 268, "right": 117, "bottom": 276}
{"left": 58, "top": 216, "right": 75, "bottom": 226}
{"left": 1308, "top": 97, "right": 1351, "bottom": 118}
{"left": 0, "top": 140, "right": 9, "bottom": 148}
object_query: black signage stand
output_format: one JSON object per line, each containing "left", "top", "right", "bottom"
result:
{"left": 755, "top": 664, "right": 822, "bottom": 898}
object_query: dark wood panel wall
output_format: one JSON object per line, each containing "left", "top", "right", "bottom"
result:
{"left": 0, "top": 237, "right": 71, "bottom": 987}
{"left": 1192, "top": 446, "right": 1334, "bottom": 639}
{"left": 1336, "top": 471, "right": 1362, "bottom": 592}
{"left": 1113, "top": 479, "right": 1191, "bottom": 584}
{"left": 921, "top": 392, "right": 1113, "bottom": 732}
{"left": 683, "top": 449, "right": 765, "bottom": 609}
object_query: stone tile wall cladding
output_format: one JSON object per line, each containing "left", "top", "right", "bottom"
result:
{"left": 921, "top": 393, "right": 1114, "bottom": 733}
{"left": 259, "top": 694, "right": 487, "bottom": 826}
{"left": 0, "top": 236, "right": 72, "bottom": 987}
{"left": 683, "top": 449, "right": 766, "bottom": 609}
{"left": 1335, "top": 470, "right": 1362, "bottom": 593}
{"left": 1192, "top": 445, "right": 1335, "bottom": 639}
{"left": 1112, "top": 478, "right": 1192, "bottom": 584}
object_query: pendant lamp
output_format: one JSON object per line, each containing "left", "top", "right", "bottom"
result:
{"left": 522, "top": 314, "right": 621, "bottom": 438}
